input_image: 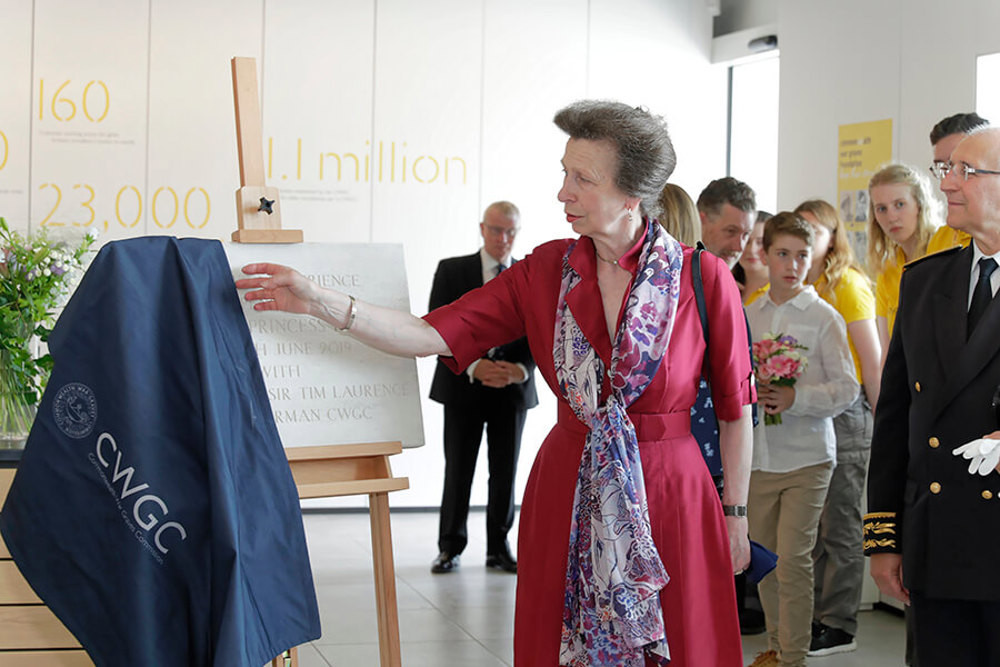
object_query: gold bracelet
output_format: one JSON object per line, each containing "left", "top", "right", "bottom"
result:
{"left": 334, "top": 295, "right": 357, "bottom": 332}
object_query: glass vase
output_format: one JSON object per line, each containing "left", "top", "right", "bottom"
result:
{"left": 0, "top": 334, "right": 38, "bottom": 449}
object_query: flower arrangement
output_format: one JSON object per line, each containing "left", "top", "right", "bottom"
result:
{"left": 752, "top": 332, "right": 808, "bottom": 425}
{"left": 0, "top": 217, "right": 96, "bottom": 443}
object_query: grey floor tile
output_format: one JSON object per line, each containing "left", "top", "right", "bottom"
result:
{"left": 314, "top": 640, "right": 509, "bottom": 667}
{"left": 741, "top": 607, "right": 906, "bottom": 666}
{"left": 294, "top": 642, "right": 333, "bottom": 667}
{"left": 303, "top": 511, "right": 905, "bottom": 667}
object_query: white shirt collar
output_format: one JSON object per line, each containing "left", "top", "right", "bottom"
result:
{"left": 758, "top": 285, "right": 818, "bottom": 311}
{"left": 970, "top": 241, "right": 1000, "bottom": 273}
{"left": 480, "top": 247, "right": 512, "bottom": 269}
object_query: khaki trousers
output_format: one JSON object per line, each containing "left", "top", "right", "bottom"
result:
{"left": 749, "top": 461, "right": 834, "bottom": 667}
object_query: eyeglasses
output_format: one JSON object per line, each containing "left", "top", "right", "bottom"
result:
{"left": 930, "top": 160, "right": 1000, "bottom": 182}
{"left": 483, "top": 224, "right": 518, "bottom": 238}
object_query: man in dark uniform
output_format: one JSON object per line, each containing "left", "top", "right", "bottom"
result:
{"left": 428, "top": 201, "right": 538, "bottom": 575}
{"left": 865, "top": 127, "right": 1000, "bottom": 664}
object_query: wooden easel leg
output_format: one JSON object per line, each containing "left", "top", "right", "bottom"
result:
{"left": 269, "top": 647, "right": 297, "bottom": 666}
{"left": 369, "top": 491, "right": 402, "bottom": 667}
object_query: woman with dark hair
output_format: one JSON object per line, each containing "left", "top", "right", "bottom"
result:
{"left": 237, "top": 100, "right": 754, "bottom": 666}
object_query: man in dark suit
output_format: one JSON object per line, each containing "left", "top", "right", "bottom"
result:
{"left": 865, "top": 127, "right": 1000, "bottom": 664}
{"left": 428, "top": 201, "right": 537, "bottom": 575}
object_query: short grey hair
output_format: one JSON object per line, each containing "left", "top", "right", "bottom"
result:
{"left": 696, "top": 177, "right": 756, "bottom": 218}
{"left": 553, "top": 100, "right": 676, "bottom": 218}
{"left": 483, "top": 200, "right": 520, "bottom": 222}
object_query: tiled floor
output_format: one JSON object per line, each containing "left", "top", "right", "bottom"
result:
{"left": 296, "top": 509, "right": 906, "bottom": 666}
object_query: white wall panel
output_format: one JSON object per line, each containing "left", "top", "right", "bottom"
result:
{"left": 777, "top": 0, "right": 1000, "bottom": 210}
{"left": 776, "top": 0, "right": 902, "bottom": 209}
{"left": 480, "top": 0, "right": 586, "bottom": 252}
{"left": 0, "top": 1, "right": 32, "bottom": 230}
{"left": 146, "top": 0, "right": 262, "bottom": 240}
{"left": 589, "top": 0, "right": 726, "bottom": 200}
{"left": 30, "top": 0, "right": 149, "bottom": 238}
{"left": 369, "top": 0, "right": 485, "bottom": 510}
{"left": 372, "top": 0, "right": 484, "bottom": 306}
{"left": 262, "top": 0, "right": 376, "bottom": 243}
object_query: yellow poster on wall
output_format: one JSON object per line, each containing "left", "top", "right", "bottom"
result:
{"left": 837, "top": 119, "right": 893, "bottom": 266}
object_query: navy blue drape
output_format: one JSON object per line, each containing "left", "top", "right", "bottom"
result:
{"left": 1, "top": 237, "right": 320, "bottom": 666}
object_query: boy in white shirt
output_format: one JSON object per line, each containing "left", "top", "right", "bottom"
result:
{"left": 744, "top": 212, "right": 859, "bottom": 667}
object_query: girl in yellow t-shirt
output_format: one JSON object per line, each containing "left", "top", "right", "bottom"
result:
{"left": 735, "top": 211, "right": 770, "bottom": 306}
{"left": 795, "top": 198, "right": 880, "bottom": 653}
{"left": 797, "top": 199, "right": 880, "bottom": 408}
{"left": 865, "top": 164, "right": 945, "bottom": 368}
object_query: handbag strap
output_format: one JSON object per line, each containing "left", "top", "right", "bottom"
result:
{"left": 693, "top": 241, "right": 709, "bottom": 346}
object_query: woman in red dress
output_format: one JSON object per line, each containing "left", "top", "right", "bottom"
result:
{"left": 237, "top": 101, "right": 754, "bottom": 666}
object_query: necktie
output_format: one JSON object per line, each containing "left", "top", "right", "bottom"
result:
{"left": 487, "top": 263, "right": 508, "bottom": 360}
{"left": 968, "top": 257, "right": 998, "bottom": 338}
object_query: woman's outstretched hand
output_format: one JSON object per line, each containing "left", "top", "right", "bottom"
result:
{"left": 236, "top": 263, "right": 318, "bottom": 315}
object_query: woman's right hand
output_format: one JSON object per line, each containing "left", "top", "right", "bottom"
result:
{"left": 235, "top": 263, "right": 319, "bottom": 315}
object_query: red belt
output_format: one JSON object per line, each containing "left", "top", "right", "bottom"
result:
{"left": 556, "top": 402, "right": 691, "bottom": 441}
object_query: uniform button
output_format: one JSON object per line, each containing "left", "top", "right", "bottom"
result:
{"left": 983, "top": 490, "right": 994, "bottom": 500}
{"left": 930, "top": 482, "right": 941, "bottom": 494}
{"left": 915, "top": 382, "right": 921, "bottom": 392}
{"left": 929, "top": 437, "right": 940, "bottom": 448}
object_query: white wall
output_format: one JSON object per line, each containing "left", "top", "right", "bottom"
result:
{"left": 0, "top": 0, "right": 729, "bottom": 510}
{"left": 775, "top": 0, "right": 1000, "bottom": 210}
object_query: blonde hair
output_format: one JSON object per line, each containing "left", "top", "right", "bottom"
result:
{"left": 865, "top": 164, "right": 942, "bottom": 274}
{"left": 794, "top": 199, "right": 866, "bottom": 298}
{"left": 656, "top": 183, "right": 700, "bottom": 246}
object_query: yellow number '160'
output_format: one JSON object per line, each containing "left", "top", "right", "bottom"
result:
{"left": 38, "top": 79, "right": 110, "bottom": 122}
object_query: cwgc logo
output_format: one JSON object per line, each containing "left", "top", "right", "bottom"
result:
{"left": 53, "top": 383, "right": 98, "bottom": 439}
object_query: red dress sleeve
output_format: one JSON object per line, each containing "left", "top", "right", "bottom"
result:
{"left": 700, "top": 250, "right": 755, "bottom": 420}
{"left": 422, "top": 241, "right": 566, "bottom": 375}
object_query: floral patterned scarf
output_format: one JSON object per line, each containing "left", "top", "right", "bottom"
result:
{"left": 554, "top": 219, "right": 684, "bottom": 666}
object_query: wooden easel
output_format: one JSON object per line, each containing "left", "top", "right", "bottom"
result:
{"left": 230, "top": 56, "right": 301, "bottom": 244}
{"left": 228, "top": 56, "right": 409, "bottom": 667}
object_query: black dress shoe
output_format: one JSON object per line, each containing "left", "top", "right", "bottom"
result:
{"left": 431, "top": 552, "right": 460, "bottom": 574}
{"left": 739, "top": 607, "right": 765, "bottom": 635}
{"left": 486, "top": 549, "right": 517, "bottom": 574}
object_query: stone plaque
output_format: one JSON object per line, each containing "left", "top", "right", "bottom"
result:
{"left": 226, "top": 242, "right": 423, "bottom": 448}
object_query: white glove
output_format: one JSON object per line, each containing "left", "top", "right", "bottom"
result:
{"left": 952, "top": 438, "right": 1000, "bottom": 476}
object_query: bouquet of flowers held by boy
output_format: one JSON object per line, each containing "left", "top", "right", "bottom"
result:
{"left": 752, "top": 332, "right": 808, "bottom": 425}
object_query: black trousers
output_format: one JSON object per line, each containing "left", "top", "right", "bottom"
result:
{"left": 911, "top": 592, "right": 1000, "bottom": 667}
{"left": 438, "top": 403, "right": 527, "bottom": 556}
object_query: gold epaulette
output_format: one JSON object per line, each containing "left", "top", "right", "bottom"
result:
{"left": 863, "top": 511, "right": 900, "bottom": 555}
{"left": 903, "top": 244, "right": 961, "bottom": 269}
